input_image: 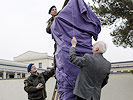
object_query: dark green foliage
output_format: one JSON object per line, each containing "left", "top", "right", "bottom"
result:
{"left": 90, "top": 0, "right": 133, "bottom": 48}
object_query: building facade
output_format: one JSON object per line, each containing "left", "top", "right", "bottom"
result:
{"left": 14, "top": 51, "right": 54, "bottom": 69}
{"left": 111, "top": 61, "right": 133, "bottom": 74}
{"left": 0, "top": 59, "right": 27, "bottom": 79}
{"left": 0, "top": 51, "right": 54, "bottom": 79}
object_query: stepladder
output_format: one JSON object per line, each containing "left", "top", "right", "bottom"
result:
{"left": 51, "top": 83, "right": 59, "bottom": 100}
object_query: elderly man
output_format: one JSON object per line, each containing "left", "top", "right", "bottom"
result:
{"left": 24, "top": 64, "right": 55, "bottom": 100}
{"left": 69, "top": 37, "right": 111, "bottom": 100}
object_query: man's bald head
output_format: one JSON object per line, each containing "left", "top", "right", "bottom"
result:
{"left": 92, "top": 41, "right": 107, "bottom": 54}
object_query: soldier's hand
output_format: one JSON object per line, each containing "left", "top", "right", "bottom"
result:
{"left": 36, "top": 83, "right": 43, "bottom": 89}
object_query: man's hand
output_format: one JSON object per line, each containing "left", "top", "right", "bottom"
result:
{"left": 36, "top": 83, "right": 43, "bottom": 89}
{"left": 71, "top": 37, "right": 77, "bottom": 47}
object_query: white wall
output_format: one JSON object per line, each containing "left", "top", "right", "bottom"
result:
{"left": 0, "top": 73, "right": 133, "bottom": 100}
{"left": 101, "top": 73, "right": 133, "bottom": 100}
{"left": 0, "top": 77, "right": 56, "bottom": 100}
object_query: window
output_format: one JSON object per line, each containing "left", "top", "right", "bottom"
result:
{"left": 39, "top": 63, "right": 42, "bottom": 68}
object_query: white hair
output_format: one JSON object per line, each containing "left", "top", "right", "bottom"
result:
{"left": 93, "top": 41, "right": 107, "bottom": 53}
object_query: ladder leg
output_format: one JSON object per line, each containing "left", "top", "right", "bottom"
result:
{"left": 55, "top": 89, "right": 59, "bottom": 100}
{"left": 51, "top": 84, "right": 57, "bottom": 100}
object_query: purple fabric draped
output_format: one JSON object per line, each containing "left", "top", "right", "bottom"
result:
{"left": 51, "top": 0, "right": 101, "bottom": 100}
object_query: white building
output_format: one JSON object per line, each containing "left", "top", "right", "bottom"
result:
{"left": 0, "top": 51, "right": 54, "bottom": 79}
{"left": 14, "top": 51, "right": 54, "bottom": 69}
{"left": 111, "top": 61, "right": 133, "bottom": 74}
{"left": 0, "top": 59, "right": 27, "bottom": 79}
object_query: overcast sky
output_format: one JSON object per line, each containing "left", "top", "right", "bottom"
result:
{"left": 0, "top": 0, "right": 133, "bottom": 63}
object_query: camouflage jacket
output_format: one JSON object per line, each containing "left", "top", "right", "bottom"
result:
{"left": 46, "top": 17, "right": 54, "bottom": 34}
{"left": 24, "top": 67, "right": 55, "bottom": 100}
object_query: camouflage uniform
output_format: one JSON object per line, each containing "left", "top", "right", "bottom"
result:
{"left": 46, "top": 17, "right": 54, "bottom": 34}
{"left": 24, "top": 68, "right": 55, "bottom": 100}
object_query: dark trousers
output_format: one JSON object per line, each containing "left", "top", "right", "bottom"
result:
{"left": 76, "top": 96, "right": 93, "bottom": 100}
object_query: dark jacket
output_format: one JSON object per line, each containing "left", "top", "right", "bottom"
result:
{"left": 46, "top": 17, "right": 54, "bottom": 34}
{"left": 69, "top": 47, "right": 111, "bottom": 100}
{"left": 24, "top": 68, "right": 55, "bottom": 100}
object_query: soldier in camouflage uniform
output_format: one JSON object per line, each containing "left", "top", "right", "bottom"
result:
{"left": 24, "top": 64, "right": 55, "bottom": 100}
{"left": 46, "top": 0, "right": 70, "bottom": 69}
{"left": 46, "top": 5, "right": 57, "bottom": 34}
{"left": 46, "top": 0, "right": 69, "bottom": 34}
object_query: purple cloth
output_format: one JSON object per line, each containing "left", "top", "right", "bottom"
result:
{"left": 51, "top": 0, "right": 101, "bottom": 100}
